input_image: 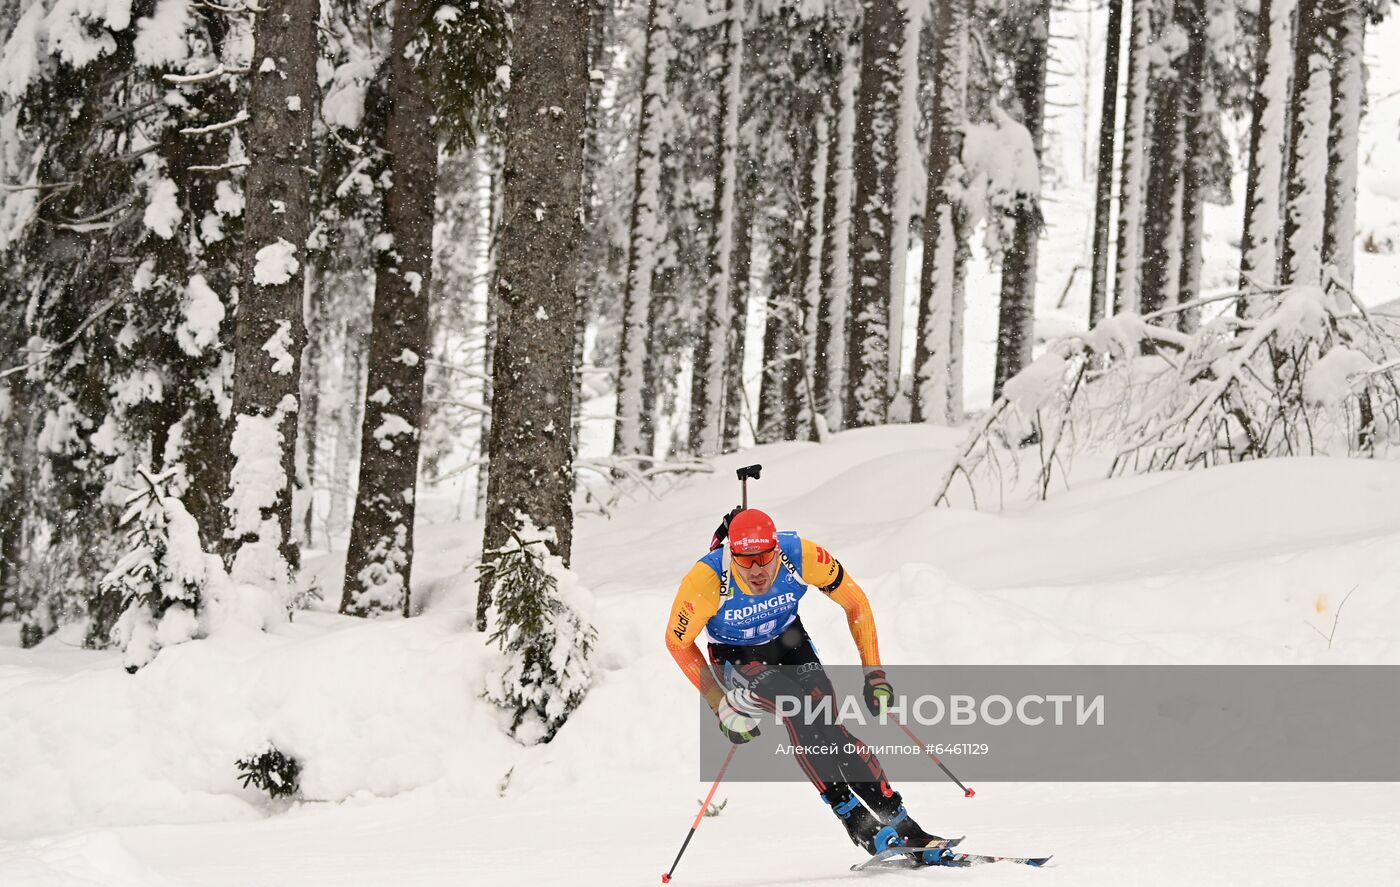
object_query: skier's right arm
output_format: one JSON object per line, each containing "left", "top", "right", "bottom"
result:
{"left": 665, "top": 563, "right": 726, "bottom": 711}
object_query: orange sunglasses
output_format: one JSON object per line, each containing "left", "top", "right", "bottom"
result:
{"left": 731, "top": 547, "right": 778, "bottom": 569}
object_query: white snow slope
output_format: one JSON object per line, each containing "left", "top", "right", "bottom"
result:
{"left": 3, "top": 425, "right": 1400, "bottom": 886}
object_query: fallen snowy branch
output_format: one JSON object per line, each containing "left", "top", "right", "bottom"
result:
{"left": 935, "top": 284, "right": 1400, "bottom": 509}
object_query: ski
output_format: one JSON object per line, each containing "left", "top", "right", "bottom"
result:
{"left": 851, "top": 843, "right": 1051, "bottom": 871}
{"left": 849, "top": 837, "right": 963, "bottom": 872}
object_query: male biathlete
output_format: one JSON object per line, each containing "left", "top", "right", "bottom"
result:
{"left": 665, "top": 506, "right": 946, "bottom": 862}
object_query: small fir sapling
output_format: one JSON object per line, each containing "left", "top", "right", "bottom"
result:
{"left": 478, "top": 516, "right": 596, "bottom": 744}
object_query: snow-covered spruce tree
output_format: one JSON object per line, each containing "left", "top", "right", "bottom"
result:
{"left": 479, "top": 518, "right": 595, "bottom": 743}
{"left": 1321, "top": 0, "right": 1372, "bottom": 294}
{"left": 222, "top": 0, "right": 318, "bottom": 596}
{"left": 340, "top": 0, "right": 507, "bottom": 617}
{"left": 690, "top": 0, "right": 743, "bottom": 456}
{"left": 754, "top": 6, "right": 834, "bottom": 444}
{"left": 572, "top": 0, "right": 611, "bottom": 450}
{"left": 575, "top": 0, "right": 633, "bottom": 452}
{"left": 476, "top": 0, "right": 587, "bottom": 630}
{"left": 912, "top": 0, "right": 969, "bottom": 425}
{"left": 0, "top": 380, "right": 35, "bottom": 624}
{"left": 420, "top": 149, "right": 495, "bottom": 517}
{"left": 304, "top": 0, "right": 389, "bottom": 567}
{"left": 1279, "top": 0, "right": 1331, "bottom": 296}
{"left": 720, "top": 165, "right": 758, "bottom": 451}
{"left": 795, "top": 21, "right": 837, "bottom": 443}
{"left": 307, "top": 0, "right": 397, "bottom": 548}
{"left": 613, "top": 0, "right": 673, "bottom": 460}
{"left": 1139, "top": 0, "right": 1187, "bottom": 318}
{"left": 1238, "top": 0, "right": 1296, "bottom": 299}
{"left": 475, "top": 150, "right": 505, "bottom": 519}
{"left": 1175, "top": 0, "right": 1209, "bottom": 329}
{"left": 815, "top": 19, "right": 859, "bottom": 432}
{"left": 635, "top": 8, "right": 716, "bottom": 459}
{"left": 339, "top": 0, "right": 438, "bottom": 618}
{"left": 1112, "top": 0, "right": 1153, "bottom": 315}
{"left": 1088, "top": 0, "right": 1124, "bottom": 328}
{"left": 0, "top": 0, "right": 248, "bottom": 645}
{"left": 844, "top": 0, "right": 905, "bottom": 428}
{"left": 104, "top": 469, "right": 219, "bottom": 671}
{"left": 993, "top": 0, "right": 1050, "bottom": 399}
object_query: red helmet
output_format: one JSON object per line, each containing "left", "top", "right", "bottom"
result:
{"left": 728, "top": 509, "right": 777, "bottom": 554}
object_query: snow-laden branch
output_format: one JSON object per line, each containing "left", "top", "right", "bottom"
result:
{"left": 934, "top": 284, "right": 1400, "bottom": 509}
{"left": 188, "top": 160, "right": 251, "bottom": 173}
{"left": 180, "top": 112, "right": 249, "bottom": 135}
{"left": 575, "top": 455, "right": 714, "bottom": 518}
{"left": 163, "top": 65, "right": 248, "bottom": 84}
{"left": 0, "top": 296, "right": 123, "bottom": 381}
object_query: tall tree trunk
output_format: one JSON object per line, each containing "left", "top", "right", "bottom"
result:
{"left": 1088, "top": 0, "right": 1124, "bottom": 327}
{"left": 798, "top": 104, "right": 830, "bottom": 441}
{"left": 816, "top": 30, "right": 858, "bottom": 432}
{"left": 326, "top": 333, "right": 365, "bottom": 542}
{"left": 614, "top": 0, "right": 671, "bottom": 458}
{"left": 1323, "top": 0, "right": 1365, "bottom": 295}
{"left": 885, "top": 6, "right": 922, "bottom": 407}
{"left": 1140, "top": 0, "right": 1185, "bottom": 319}
{"left": 474, "top": 148, "right": 503, "bottom": 519}
{"left": 1239, "top": 0, "right": 1296, "bottom": 301}
{"left": 689, "top": 0, "right": 743, "bottom": 455}
{"left": 300, "top": 263, "right": 324, "bottom": 545}
{"left": 844, "top": 0, "right": 905, "bottom": 428}
{"left": 575, "top": 0, "right": 611, "bottom": 451}
{"left": 1176, "top": 0, "right": 1210, "bottom": 330}
{"left": 639, "top": 255, "right": 672, "bottom": 456}
{"left": 721, "top": 177, "right": 756, "bottom": 451}
{"left": 340, "top": 0, "right": 437, "bottom": 618}
{"left": 1112, "top": 0, "right": 1152, "bottom": 315}
{"left": 759, "top": 132, "right": 809, "bottom": 445}
{"left": 0, "top": 384, "right": 27, "bottom": 620}
{"left": 757, "top": 231, "right": 803, "bottom": 443}
{"left": 477, "top": 0, "right": 587, "bottom": 630}
{"left": 912, "top": 0, "right": 968, "bottom": 425}
{"left": 993, "top": 0, "right": 1050, "bottom": 399}
{"left": 1280, "top": 0, "right": 1331, "bottom": 297}
{"left": 0, "top": 502, "right": 19, "bottom": 620}
{"left": 224, "top": 0, "right": 318, "bottom": 591}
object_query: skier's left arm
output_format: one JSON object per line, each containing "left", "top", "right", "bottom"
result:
{"left": 801, "top": 538, "right": 893, "bottom": 716}
{"left": 800, "top": 538, "right": 881, "bottom": 667}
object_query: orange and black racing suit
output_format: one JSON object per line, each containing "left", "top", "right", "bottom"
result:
{"left": 664, "top": 530, "right": 903, "bottom": 819}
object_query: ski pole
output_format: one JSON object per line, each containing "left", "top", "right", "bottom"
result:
{"left": 891, "top": 719, "right": 976, "bottom": 798}
{"left": 661, "top": 744, "right": 736, "bottom": 883}
{"left": 736, "top": 464, "right": 761, "bottom": 509}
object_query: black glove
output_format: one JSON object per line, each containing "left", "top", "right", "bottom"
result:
{"left": 863, "top": 669, "right": 894, "bottom": 717}
{"left": 709, "top": 505, "right": 744, "bottom": 551}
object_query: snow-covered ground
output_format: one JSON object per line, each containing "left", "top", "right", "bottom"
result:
{"left": 4, "top": 425, "right": 1400, "bottom": 885}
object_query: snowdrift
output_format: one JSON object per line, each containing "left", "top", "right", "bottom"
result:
{"left": 3, "top": 425, "right": 1399, "bottom": 884}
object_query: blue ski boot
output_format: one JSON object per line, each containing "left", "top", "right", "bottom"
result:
{"left": 883, "top": 804, "right": 955, "bottom": 866}
{"left": 824, "top": 794, "right": 899, "bottom": 855}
